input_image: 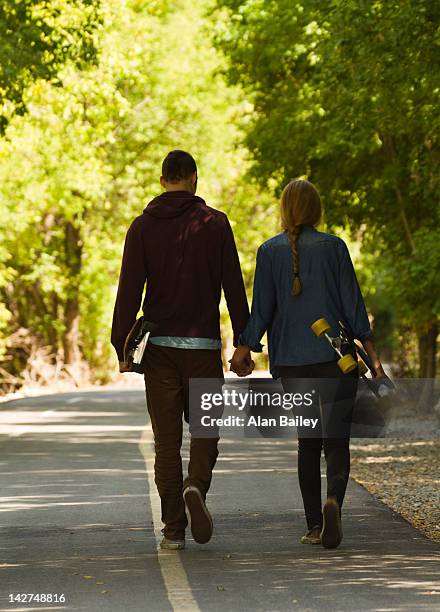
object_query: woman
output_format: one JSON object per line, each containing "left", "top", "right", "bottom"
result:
{"left": 231, "top": 179, "right": 386, "bottom": 549}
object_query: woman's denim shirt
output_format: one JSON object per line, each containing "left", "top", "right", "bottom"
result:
{"left": 238, "top": 226, "right": 373, "bottom": 377}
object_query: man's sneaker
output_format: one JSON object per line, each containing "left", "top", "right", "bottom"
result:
{"left": 160, "top": 537, "right": 185, "bottom": 550}
{"left": 183, "top": 485, "right": 213, "bottom": 544}
{"left": 301, "top": 526, "right": 322, "bottom": 545}
{"left": 321, "top": 497, "right": 343, "bottom": 549}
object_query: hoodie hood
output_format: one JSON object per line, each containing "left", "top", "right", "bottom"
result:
{"left": 144, "top": 191, "right": 206, "bottom": 219}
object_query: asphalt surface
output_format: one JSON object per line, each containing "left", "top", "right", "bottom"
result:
{"left": 0, "top": 388, "right": 439, "bottom": 612}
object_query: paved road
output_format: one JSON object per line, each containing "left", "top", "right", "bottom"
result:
{"left": 0, "top": 388, "right": 439, "bottom": 612}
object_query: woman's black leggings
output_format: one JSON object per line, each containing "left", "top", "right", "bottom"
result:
{"left": 279, "top": 361, "right": 358, "bottom": 530}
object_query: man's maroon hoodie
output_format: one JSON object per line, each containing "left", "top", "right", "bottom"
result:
{"left": 111, "top": 191, "right": 250, "bottom": 361}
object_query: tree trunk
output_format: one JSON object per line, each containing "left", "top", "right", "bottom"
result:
{"left": 62, "top": 221, "right": 82, "bottom": 366}
{"left": 416, "top": 320, "right": 438, "bottom": 412}
{"left": 47, "top": 292, "right": 59, "bottom": 363}
{"left": 63, "top": 297, "right": 80, "bottom": 365}
{"left": 418, "top": 320, "right": 438, "bottom": 379}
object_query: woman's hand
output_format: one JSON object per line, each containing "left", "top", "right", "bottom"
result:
{"left": 372, "top": 363, "right": 387, "bottom": 379}
{"left": 361, "top": 339, "right": 387, "bottom": 378}
{"left": 230, "top": 346, "right": 255, "bottom": 377}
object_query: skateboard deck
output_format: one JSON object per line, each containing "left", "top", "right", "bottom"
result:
{"left": 311, "top": 317, "right": 395, "bottom": 398}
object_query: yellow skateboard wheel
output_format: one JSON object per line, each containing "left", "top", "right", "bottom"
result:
{"left": 337, "top": 354, "right": 357, "bottom": 374}
{"left": 311, "top": 318, "right": 331, "bottom": 337}
{"left": 357, "top": 359, "right": 368, "bottom": 375}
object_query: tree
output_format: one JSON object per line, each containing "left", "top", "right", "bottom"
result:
{"left": 215, "top": 0, "right": 440, "bottom": 386}
{"left": 0, "top": 0, "right": 102, "bottom": 131}
{"left": 0, "top": 0, "right": 273, "bottom": 386}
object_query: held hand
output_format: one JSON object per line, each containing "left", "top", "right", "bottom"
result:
{"left": 230, "top": 346, "right": 255, "bottom": 377}
{"left": 119, "top": 361, "right": 132, "bottom": 373}
{"left": 229, "top": 359, "right": 255, "bottom": 377}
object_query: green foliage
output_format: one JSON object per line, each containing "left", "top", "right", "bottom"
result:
{"left": 1, "top": 0, "right": 437, "bottom": 386}
{"left": 0, "top": 0, "right": 274, "bottom": 383}
{"left": 216, "top": 0, "right": 440, "bottom": 372}
{"left": 0, "top": 0, "right": 102, "bottom": 131}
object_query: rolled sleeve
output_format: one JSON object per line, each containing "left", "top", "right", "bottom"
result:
{"left": 238, "top": 245, "right": 276, "bottom": 352}
{"left": 338, "top": 241, "right": 372, "bottom": 341}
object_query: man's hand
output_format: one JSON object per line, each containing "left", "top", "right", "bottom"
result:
{"left": 230, "top": 346, "right": 255, "bottom": 377}
{"left": 119, "top": 361, "right": 132, "bottom": 373}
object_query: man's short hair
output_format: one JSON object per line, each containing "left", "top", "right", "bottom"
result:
{"left": 162, "top": 150, "right": 197, "bottom": 182}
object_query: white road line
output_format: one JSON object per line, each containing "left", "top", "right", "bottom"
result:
{"left": 139, "top": 429, "right": 200, "bottom": 612}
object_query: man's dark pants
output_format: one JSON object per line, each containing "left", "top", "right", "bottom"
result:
{"left": 143, "top": 343, "right": 223, "bottom": 541}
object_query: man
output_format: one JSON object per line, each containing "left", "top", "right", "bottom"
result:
{"left": 111, "top": 150, "right": 249, "bottom": 550}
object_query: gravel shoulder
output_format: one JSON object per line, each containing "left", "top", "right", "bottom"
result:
{"left": 351, "top": 414, "right": 440, "bottom": 542}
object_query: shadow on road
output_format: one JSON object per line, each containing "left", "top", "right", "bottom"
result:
{"left": 0, "top": 390, "right": 439, "bottom": 611}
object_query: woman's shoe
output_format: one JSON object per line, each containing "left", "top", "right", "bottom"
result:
{"left": 301, "top": 526, "right": 322, "bottom": 544}
{"left": 321, "top": 498, "right": 343, "bottom": 549}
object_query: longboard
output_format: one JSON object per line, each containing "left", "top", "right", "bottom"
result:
{"left": 123, "top": 317, "right": 157, "bottom": 373}
{"left": 311, "top": 317, "right": 395, "bottom": 398}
